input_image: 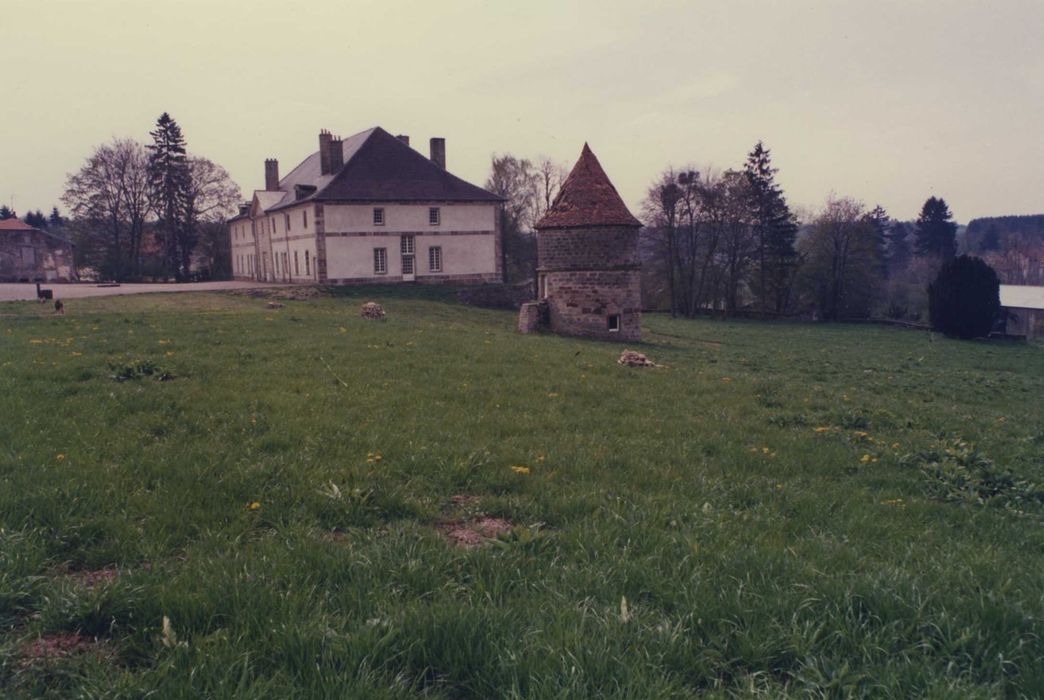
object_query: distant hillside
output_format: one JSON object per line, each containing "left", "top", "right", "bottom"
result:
{"left": 965, "top": 214, "right": 1044, "bottom": 252}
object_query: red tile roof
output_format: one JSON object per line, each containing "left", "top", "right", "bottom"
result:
{"left": 0, "top": 218, "right": 37, "bottom": 231}
{"left": 535, "top": 143, "right": 641, "bottom": 229}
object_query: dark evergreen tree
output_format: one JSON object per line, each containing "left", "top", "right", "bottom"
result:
{"left": 49, "top": 206, "right": 64, "bottom": 228}
{"left": 886, "top": 221, "right": 912, "bottom": 273}
{"left": 0, "top": 205, "right": 15, "bottom": 220}
{"left": 928, "top": 255, "right": 1000, "bottom": 339}
{"left": 24, "top": 209, "right": 47, "bottom": 228}
{"left": 744, "top": 141, "right": 798, "bottom": 313}
{"left": 914, "top": 196, "right": 958, "bottom": 259}
{"left": 147, "top": 112, "right": 191, "bottom": 280}
{"left": 864, "top": 204, "right": 890, "bottom": 275}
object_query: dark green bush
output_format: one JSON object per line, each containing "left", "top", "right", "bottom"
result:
{"left": 928, "top": 255, "right": 1000, "bottom": 339}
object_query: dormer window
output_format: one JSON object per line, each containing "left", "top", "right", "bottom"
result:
{"left": 373, "top": 208, "right": 385, "bottom": 226}
{"left": 429, "top": 207, "right": 440, "bottom": 226}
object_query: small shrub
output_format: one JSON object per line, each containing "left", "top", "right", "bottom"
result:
{"left": 109, "top": 360, "right": 173, "bottom": 382}
{"left": 902, "top": 439, "right": 1043, "bottom": 514}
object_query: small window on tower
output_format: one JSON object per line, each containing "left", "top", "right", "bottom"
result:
{"left": 607, "top": 314, "right": 621, "bottom": 332}
{"left": 429, "top": 207, "right": 440, "bottom": 226}
{"left": 373, "top": 208, "right": 385, "bottom": 226}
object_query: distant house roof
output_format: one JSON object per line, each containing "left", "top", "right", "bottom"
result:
{"left": 1000, "top": 284, "right": 1044, "bottom": 310}
{"left": 0, "top": 218, "right": 37, "bottom": 231}
{"left": 535, "top": 143, "right": 641, "bottom": 229}
{"left": 245, "top": 127, "right": 502, "bottom": 217}
{"left": 0, "top": 218, "right": 73, "bottom": 246}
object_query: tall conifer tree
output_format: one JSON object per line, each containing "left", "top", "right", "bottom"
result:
{"left": 914, "top": 196, "right": 958, "bottom": 260}
{"left": 744, "top": 142, "right": 798, "bottom": 313}
{"left": 147, "top": 113, "right": 191, "bottom": 279}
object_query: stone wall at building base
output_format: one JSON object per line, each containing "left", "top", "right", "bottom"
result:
{"left": 544, "top": 268, "right": 641, "bottom": 342}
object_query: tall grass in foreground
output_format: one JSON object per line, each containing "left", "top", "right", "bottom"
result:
{"left": 0, "top": 289, "right": 1041, "bottom": 697}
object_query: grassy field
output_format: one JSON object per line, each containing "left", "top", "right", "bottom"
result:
{"left": 0, "top": 287, "right": 1041, "bottom": 698}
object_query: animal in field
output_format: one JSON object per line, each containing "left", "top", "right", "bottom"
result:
{"left": 35, "top": 282, "right": 53, "bottom": 302}
{"left": 54, "top": 299, "right": 64, "bottom": 315}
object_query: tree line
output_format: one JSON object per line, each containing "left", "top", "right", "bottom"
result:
{"left": 489, "top": 142, "right": 966, "bottom": 323}
{"left": 59, "top": 113, "right": 240, "bottom": 282}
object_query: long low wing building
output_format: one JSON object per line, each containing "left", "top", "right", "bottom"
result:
{"left": 999, "top": 284, "right": 1044, "bottom": 339}
{"left": 229, "top": 127, "right": 505, "bottom": 285}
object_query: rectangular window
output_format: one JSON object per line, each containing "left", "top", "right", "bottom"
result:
{"left": 294, "top": 251, "right": 299, "bottom": 275}
{"left": 373, "top": 208, "right": 385, "bottom": 226}
{"left": 305, "top": 250, "right": 310, "bottom": 276}
{"left": 374, "top": 247, "right": 387, "bottom": 275}
{"left": 428, "top": 207, "right": 440, "bottom": 226}
{"left": 401, "top": 235, "right": 414, "bottom": 255}
{"left": 608, "top": 314, "right": 621, "bottom": 332}
{"left": 285, "top": 213, "right": 291, "bottom": 232}
{"left": 428, "top": 246, "right": 442, "bottom": 273}
{"left": 303, "top": 210, "right": 308, "bottom": 229}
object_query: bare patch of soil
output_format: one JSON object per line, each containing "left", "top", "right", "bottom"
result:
{"left": 68, "top": 568, "right": 118, "bottom": 587}
{"left": 438, "top": 516, "right": 513, "bottom": 548}
{"left": 20, "top": 633, "right": 104, "bottom": 664}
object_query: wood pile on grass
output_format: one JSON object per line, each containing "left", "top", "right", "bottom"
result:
{"left": 618, "top": 349, "right": 655, "bottom": 367}
{"left": 360, "top": 302, "right": 386, "bottom": 320}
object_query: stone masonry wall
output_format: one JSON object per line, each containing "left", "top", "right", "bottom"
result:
{"left": 545, "top": 268, "right": 641, "bottom": 342}
{"left": 537, "top": 226, "right": 640, "bottom": 272}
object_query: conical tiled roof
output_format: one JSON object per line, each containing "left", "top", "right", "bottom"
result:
{"left": 535, "top": 143, "right": 641, "bottom": 229}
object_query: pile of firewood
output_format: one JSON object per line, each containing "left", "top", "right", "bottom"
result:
{"left": 360, "top": 302, "right": 386, "bottom": 320}
{"left": 618, "top": 349, "right": 655, "bottom": 367}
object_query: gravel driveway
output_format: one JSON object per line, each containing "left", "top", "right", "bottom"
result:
{"left": 0, "top": 281, "right": 285, "bottom": 302}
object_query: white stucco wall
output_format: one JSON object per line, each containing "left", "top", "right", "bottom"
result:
{"left": 324, "top": 203, "right": 495, "bottom": 233}
{"left": 324, "top": 232, "right": 495, "bottom": 279}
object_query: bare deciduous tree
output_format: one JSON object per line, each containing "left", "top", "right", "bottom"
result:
{"left": 62, "top": 139, "right": 152, "bottom": 281}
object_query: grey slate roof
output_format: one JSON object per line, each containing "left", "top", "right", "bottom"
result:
{"left": 259, "top": 127, "right": 502, "bottom": 214}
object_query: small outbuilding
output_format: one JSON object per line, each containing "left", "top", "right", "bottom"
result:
{"left": 999, "top": 284, "right": 1043, "bottom": 339}
{"left": 519, "top": 144, "right": 642, "bottom": 342}
{"left": 0, "top": 218, "right": 76, "bottom": 282}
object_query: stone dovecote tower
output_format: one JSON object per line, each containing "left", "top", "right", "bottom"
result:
{"left": 519, "top": 144, "right": 642, "bottom": 341}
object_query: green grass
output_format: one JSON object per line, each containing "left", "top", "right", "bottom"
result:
{"left": 0, "top": 288, "right": 1041, "bottom": 698}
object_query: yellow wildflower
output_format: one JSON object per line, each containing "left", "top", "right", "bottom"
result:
{"left": 338, "top": 327, "right": 348, "bottom": 333}
{"left": 814, "top": 427, "right": 830, "bottom": 433}
{"left": 29, "top": 339, "right": 44, "bottom": 344}
{"left": 854, "top": 431, "right": 869, "bottom": 439}
{"left": 891, "top": 442, "right": 900, "bottom": 449}
{"left": 70, "top": 351, "right": 82, "bottom": 357}
{"left": 56, "top": 453, "right": 65, "bottom": 461}
{"left": 246, "top": 501, "right": 261, "bottom": 511}
{"left": 511, "top": 465, "right": 531, "bottom": 475}
{"left": 761, "top": 447, "right": 770, "bottom": 454}
{"left": 860, "top": 453, "right": 871, "bottom": 463}
{"left": 547, "top": 392, "right": 559, "bottom": 398}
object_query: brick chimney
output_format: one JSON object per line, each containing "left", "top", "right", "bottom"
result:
{"left": 328, "top": 134, "right": 343, "bottom": 173}
{"left": 264, "top": 159, "right": 279, "bottom": 191}
{"left": 429, "top": 137, "right": 445, "bottom": 169}
{"left": 318, "top": 130, "right": 333, "bottom": 175}
{"left": 396, "top": 134, "right": 410, "bottom": 147}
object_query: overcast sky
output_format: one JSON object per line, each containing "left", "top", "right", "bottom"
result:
{"left": 2, "top": 0, "right": 1042, "bottom": 223}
